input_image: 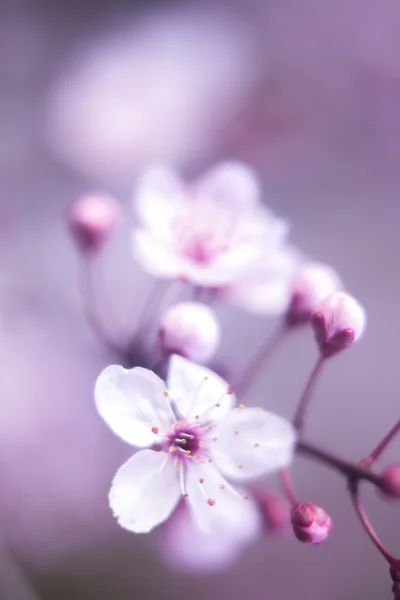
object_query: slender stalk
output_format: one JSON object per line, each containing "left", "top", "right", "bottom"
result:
{"left": 363, "top": 418, "right": 400, "bottom": 467}
{"left": 129, "top": 279, "right": 167, "bottom": 343}
{"left": 296, "top": 440, "right": 383, "bottom": 486}
{"left": 349, "top": 480, "right": 395, "bottom": 564}
{"left": 79, "top": 257, "right": 121, "bottom": 355}
{"left": 293, "top": 357, "right": 325, "bottom": 433}
{"left": 280, "top": 467, "right": 298, "bottom": 507}
{"left": 235, "top": 324, "right": 289, "bottom": 396}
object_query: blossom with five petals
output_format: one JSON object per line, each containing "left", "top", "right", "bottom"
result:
{"left": 95, "top": 355, "right": 296, "bottom": 534}
{"left": 132, "top": 162, "right": 296, "bottom": 288}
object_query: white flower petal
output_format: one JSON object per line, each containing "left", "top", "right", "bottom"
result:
{"left": 167, "top": 355, "right": 234, "bottom": 421}
{"left": 109, "top": 450, "right": 181, "bottom": 533}
{"left": 132, "top": 230, "right": 183, "bottom": 279}
{"left": 95, "top": 365, "right": 174, "bottom": 446}
{"left": 159, "top": 499, "right": 260, "bottom": 572}
{"left": 211, "top": 408, "right": 296, "bottom": 481}
{"left": 184, "top": 460, "right": 260, "bottom": 535}
{"left": 224, "top": 246, "right": 301, "bottom": 314}
{"left": 196, "top": 161, "right": 260, "bottom": 211}
{"left": 134, "top": 165, "right": 186, "bottom": 234}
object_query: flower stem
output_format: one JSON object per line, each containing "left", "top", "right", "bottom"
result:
{"left": 129, "top": 279, "right": 169, "bottom": 342}
{"left": 293, "top": 357, "right": 325, "bottom": 433}
{"left": 280, "top": 467, "right": 298, "bottom": 507}
{"left": 349, "top": 479, "right": 396, "bottom": 564}
{"left": 296, "top": 440, "right": 383, "bottom": 486}
{"left": 362, "top": 418, "right": 400, "bottom": 468}
{"left": 235, "top": 324, "right": 289, "bottom": 396}
{"left": 79, "top": 256, "right": 122, "bottom": 355}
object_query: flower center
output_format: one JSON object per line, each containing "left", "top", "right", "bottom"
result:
{"left": 168, "top": 425, "right": 203, "bottom": 458}
{"left": 171, "top": 204, "right": 235, "bottom": 266}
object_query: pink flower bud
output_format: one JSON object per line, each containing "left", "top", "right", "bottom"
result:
{"left": 287, "top": 262, "right": 342, "bottom": 326}
{"left": 311, "top": 291, "right": 366, "bottom": 357}
{"left": 379, "top": 465, "right": 400, "bottom": 499}
{"left": 159, "top": 302, "right": 220, "bottom": 363}
{"left": 291, "top": 502, "right": 332, "bottom": 544}
{"left": 69, "top": 193, "right": 119, "bottom": 253}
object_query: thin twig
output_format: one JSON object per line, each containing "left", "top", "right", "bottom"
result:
{"left": 293, "top": 357, "right": 325, "bottom": 433}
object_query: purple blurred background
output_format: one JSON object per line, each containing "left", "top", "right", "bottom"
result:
{"left": 1, "top": 0, "right": 400, "bottom": 598}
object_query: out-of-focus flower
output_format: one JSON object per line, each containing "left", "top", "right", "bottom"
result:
{"left": 95, "top": 354, "right": 296, "bottom": 534}
{"left": 252, "top": 487, "right": 291, "bottom": 534}
{"left": 159, "top": 302, "right": 220, "bottom": 363}
{"left": 312, "top": 291, "right": 366, "bottom": 357}
{"left": 132, "top": 161, "right": 297, "bottom": 290}
{"left": 158, "top": 498, "right": 261, "bottom": 572}
{"left": 47, "top": 8, "right": 256, "bottom": 184}
{"left": 286, "top": 262, "right": 342, "bottom": 326}
{"left": 291, "top": 502, "right": 332, "bottom": 544}
{"left": 69, "top": 193, "right": 119, "bottom": 253}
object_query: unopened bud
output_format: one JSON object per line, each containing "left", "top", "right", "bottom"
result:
{"left": 286, "top": 262, "right": 342, "bottom": 326}
{"left": 69, "top": 193, "right": 119, "bottom": 253}
{"left": 253, "top": 488, "right": 290, "bottom": 534}
{"left": 311, "top": 291, "right": 366, "bottom": 357}
{"left": 291, "top": 502, "right": 332, "bottom": 544}
{"left": 379, "top": 465, "right": 400, "bottom": 499}
{"left": 159, "top": 302, "right": 220, "bottom": 363}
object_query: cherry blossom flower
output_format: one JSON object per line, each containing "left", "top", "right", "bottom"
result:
{"left": 95, "top": 354, "right": 296, "bottom": 534}
{"left": 132, "top": 162, "right": 294, "bottom": 287}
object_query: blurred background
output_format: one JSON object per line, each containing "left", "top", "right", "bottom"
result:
{"left": 1, "top": 0, "right": 400, "bottom": 598}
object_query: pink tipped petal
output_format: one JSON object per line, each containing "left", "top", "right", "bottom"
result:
{"left": 109, "top": 449, "right": 181, "bottom": 533}
{"left": 167, "top": 355, "right": 235, "bottom": 421}
{"left": 95, "top": 365, "right": 174, "bottom": 447}
{"left": 184, "top": 460, "right": 261, "bottom": 535}
{"left": 134, "top": 165, "right": 186, "bottom": 233}
{"left": 211, "top": 408, "right": 296, "bottom": 481}
{"left": 132, "top": 230, "right": 184, "bottom": 279}
{"left": 196, "top": 161, "right": 260, "bottom": 211}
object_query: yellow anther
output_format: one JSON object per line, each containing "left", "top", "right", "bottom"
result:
{"left": 191, "top": 454, "right": 197, "bottom": 459}
{"left": 189, "top": 434, "right": 195, "bottom": 440}
{"left": 204, "top": 376, "right": 209, "bottom": 381}
{"left": 174, "top": 422, "right": 180, "bottom": 429}
{"left": 200, "top": 459, "right": 205, "bottom": 464}
{"left": 257, "top": 407, "right": 263, "bottom": 412}
{"left": 164, "top": 391, "right": 169, "bottom": 397}
{"left": 180, "top": 438, "right": 187, "bottom": 444}
{"left": 185, "top": 450, "right": 191, "bottom": 455}
{"left": 199, "top": 441, "right": 204, "bottom": 448}
{"left": 176, "top": 463, "right": 181, "bottom": 468}
{"left": 170, "top": 446, "right": 177, "bottom": 454}
{"left": 208, "top": 426, "right": 214, "bottom": 431}
{"left": 238, "top": 404, "right": 245, "bottom": 410}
